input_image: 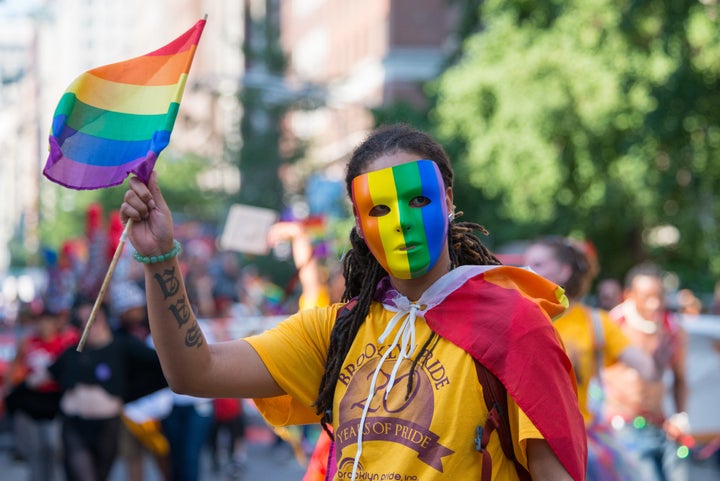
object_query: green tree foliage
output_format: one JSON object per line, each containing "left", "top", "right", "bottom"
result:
{"left": 235, "top": 94, "right": 287, "bottom": 211}
{"left": 234, "top": 2, "right": 298, "bottom": 212}
{"left": 431, "top": 0, "right": 720, "bottom": 288}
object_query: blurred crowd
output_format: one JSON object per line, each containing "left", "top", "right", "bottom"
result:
{"left": 523, "top": 236, "right": 720, "bottom": 481}
{"left": 0, "top": 203, "right": 719, "bottom": 481}
{"left": 0, "top": 204, "right": 332, "bottom": 481}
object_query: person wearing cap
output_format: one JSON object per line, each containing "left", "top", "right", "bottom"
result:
{"left": 111, "top": 281, "right": 173, "bottom": 481}
{"left": 47, "top": 294, "right": 167, "bottom": 481}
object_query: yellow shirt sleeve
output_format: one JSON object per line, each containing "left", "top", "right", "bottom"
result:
{"left": 245, "top": 304, "right": 342, "bottom": 425}
{"left": 510, "top": 393, "right": 543, "bottom": 470}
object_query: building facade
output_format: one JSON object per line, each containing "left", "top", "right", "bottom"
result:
{"left": 279, "top": 0, "right": 458, "bottom": 168}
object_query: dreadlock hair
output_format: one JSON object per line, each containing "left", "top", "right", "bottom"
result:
{"left": 313, "top": 123, "right": 502, "bottom": 436}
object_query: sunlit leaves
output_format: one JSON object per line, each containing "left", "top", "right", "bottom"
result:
{"left": 431, "top": 0, "right": 720, "bottom": 285}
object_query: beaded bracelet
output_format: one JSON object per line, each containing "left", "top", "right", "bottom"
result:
{"left": 133, "top": 240, "right": 182, "bottom": 264}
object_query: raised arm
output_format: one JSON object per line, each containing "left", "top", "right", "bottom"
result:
{"left": 266, "top": 221, "right": 325, "bottom": 308}
{"left": 120, "top": 172, "right": 283, "bottom": 399}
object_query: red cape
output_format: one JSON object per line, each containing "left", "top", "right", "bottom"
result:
{"left": 423, "top": 266, "right": 587, "bottom": 481}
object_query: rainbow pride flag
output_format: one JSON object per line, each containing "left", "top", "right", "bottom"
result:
{"left": 43, "top": 19, "right": 206, "bottom": 190}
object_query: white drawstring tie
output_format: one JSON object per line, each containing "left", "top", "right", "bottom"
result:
{"left": 346, "top": 265, "right": 502, "bottom": 481}
{"left": 351, "top": 301, "right": 424, "bottom": 481}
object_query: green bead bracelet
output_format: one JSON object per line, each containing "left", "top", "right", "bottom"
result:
{"left": 133, "top": 240, "right": 182, "bottom": 264}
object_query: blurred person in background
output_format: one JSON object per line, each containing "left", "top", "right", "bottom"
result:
{"left": 210, "top": 251, "right": 244, "bottom": 306}
{"left": 77, "top": 203, "right": 112, "bottom": 300}
{"left": 712, "top": 280, "right": 720, "bottom": 315}
{"left": 604, "top": 262, "right": 689, "bottom": 481}
{"left": 208, "top": 396, "right": 246, "bottom": 477}
{"left": 158, "top": 324, "right": 215, "bottom": 481}
{"left": 675, "top": 289, "right": 702, "bottom": 317}
{"left": 524, "top": 236, "right": 656, "bottom": 481}
{"left": 208, "top": 252, "right": 261, "bottom": 340}
{"left": 48, "top": 294, "right": 166, "bottom": 481}
{"left": 183, "top": 239, "right": 217, "bottom": 319}
{"left": 267, "top": 220, "right": 332, "bottom": 312}
{"left": 267, "top": 220, "right": 335, "bottom": 472}
{"left": 596, "top": 278, "right": 623, "bottom": 312}
{"left": 111, "top": 281, "right": 172, "bottom": 481}
{"left": 207, "top": 284, "right": 248, "bottom": 477}
{"left": 3, "top": 306, "right": 79, "bottom": 481}
{"left": 43, "top": 240, "right": 82, "bottom": 327}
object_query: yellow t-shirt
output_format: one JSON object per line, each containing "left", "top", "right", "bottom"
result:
{"left": 553, "top": 303, "right": 630, "bottom": 425}
{"left": 246, "top": 302, "right": 542, "bottom": 481}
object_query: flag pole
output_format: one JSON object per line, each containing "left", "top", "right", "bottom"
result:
{"left": 76, "top": 217, "right": 133, "bottom": 351}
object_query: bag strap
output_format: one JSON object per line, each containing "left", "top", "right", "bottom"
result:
{"left": 585, "top": 307, "right": 609, "bottom": 422}
{"left": 474, "top": 360, "right": 532, "bottom": 481}
{"left": 586, "top": 307, "right": 605, "bottom": 379}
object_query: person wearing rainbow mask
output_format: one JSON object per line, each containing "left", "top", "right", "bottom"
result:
{"left": 120, "top": 124, "right": 587, "bottom": 481}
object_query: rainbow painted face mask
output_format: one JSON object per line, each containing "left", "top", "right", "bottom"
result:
{"left": 351, "top": 159, "right": 449, "bottom": 279}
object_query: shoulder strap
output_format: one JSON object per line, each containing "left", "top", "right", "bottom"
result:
{"left": 586, "top": 307, "right": 605, "bottom": 377}
{"left": 341, "top": 299, "right": 357, "bottom": 314}
{"left": 474, "top": 360, "right": 532, "bottom": 481}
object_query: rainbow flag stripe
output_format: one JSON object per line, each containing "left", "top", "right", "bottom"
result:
{"left": 43, "top": 19, "right": 206, "bottom": 190}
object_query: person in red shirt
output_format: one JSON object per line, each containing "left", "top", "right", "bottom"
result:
{"left": 208, "top": 397, "right": 246, "bottom": 475}
{"left": 4, "top": 307, "right": 79, "bottom": 481}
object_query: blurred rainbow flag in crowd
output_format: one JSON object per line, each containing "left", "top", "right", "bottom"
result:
{"left": 43, "top": 18, "right": 206, "bottom": 190}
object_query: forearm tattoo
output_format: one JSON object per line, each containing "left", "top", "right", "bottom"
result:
{"left": 154, "top": 268, "right": 180, "bottom": 298}
{"left": 185, "top": 323, "right": 205, "bottom": 349}
{"left": 169, "top": 298, "right": 192, "bottom": 328}
{"left": 153, "top": 265, "right": 205, "bottom": 349}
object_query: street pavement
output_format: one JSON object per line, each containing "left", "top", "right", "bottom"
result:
{"left": 1, "top": 442, "right": 307, "bottom": 481}
{"left": 0, "top": 410, "right": 309, "bottom": 481}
